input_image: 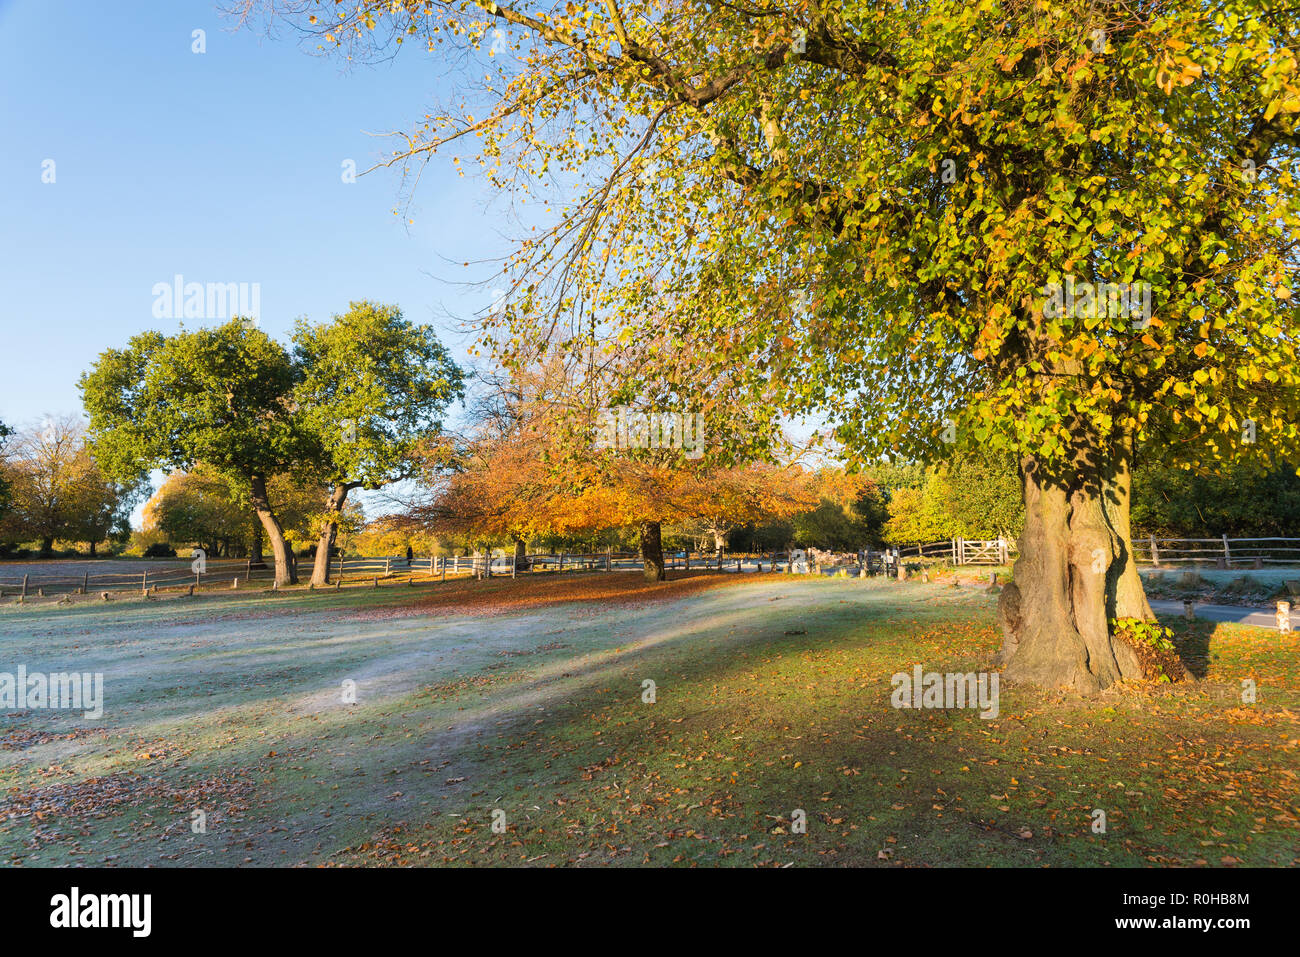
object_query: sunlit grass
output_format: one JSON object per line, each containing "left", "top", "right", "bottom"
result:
{"left": 1, "top": 574, "right": 1295, "bottom": 867}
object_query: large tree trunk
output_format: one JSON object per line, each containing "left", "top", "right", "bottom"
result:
{"left": 997, "top": 442, "right": 1149, "bottom": 692}
{"left": 249, "top": 519, "right": 265, "bottom": 567}
{"left": 640, "top": 520, "right": 666, "bottom": 582}
{"left": 88, "top": 540, "right": 97, "bottom": 557}
{"left": 310, "top": 484, "right": 352, "bottom": 586}
{"left": 1104, "top": 439, "right": 1154, "bottom": 623}
{"left": 39, "top": 535, "right": 54, "bottom": 558}
{"left": 249, "top": 474, "right": 297, "bottom": 586}
{"left": 513, "top": 537, "right": 528, "bottom": 570}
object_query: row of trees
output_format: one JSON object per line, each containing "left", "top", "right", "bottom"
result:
{"left": 786, "top": 457, "right": 1300, "bottom": 548}
{"left": 863, "top": 458, "right": 1300, "bottom": 546}
{"left": 140, "top": 448, "right": 1300, "bottom": 563}
{"left": 6, "top": 396, "right": 1289, "bottom": 564}
{"left": 80, "top": 302, "right": 464, "bottom": 585}
{"left": 399, "top": 364, "right": 817, "bottom": 581}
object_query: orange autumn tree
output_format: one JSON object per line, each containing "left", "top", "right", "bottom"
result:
{"left": 411, "top": 362, "right": 812, "bottom": 580}
{"left": 673, "top": 461, "right": 818, "bottom": 552}
{"left": 404, "top": 366, "right": 560, "bottom": 564}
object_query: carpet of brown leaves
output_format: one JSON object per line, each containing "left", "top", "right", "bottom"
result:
{"left": 337, "top": 571, "right": 780, "bottom": 622}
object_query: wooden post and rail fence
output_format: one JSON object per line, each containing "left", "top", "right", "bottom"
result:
{"left": 2, "top": 536, "right": 1297, "bottom": 600}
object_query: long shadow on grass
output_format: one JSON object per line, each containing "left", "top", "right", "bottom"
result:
{"left": 1160, "top": 616, "right": 1216, "bottom": 679}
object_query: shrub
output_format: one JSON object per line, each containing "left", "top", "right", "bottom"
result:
{"left": 1111, "top": 617, "right": 1183, "bottom": 683}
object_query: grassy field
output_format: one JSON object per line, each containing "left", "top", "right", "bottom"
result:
{"left": 1, "top": 571, "right": 1296, "bottom": 867}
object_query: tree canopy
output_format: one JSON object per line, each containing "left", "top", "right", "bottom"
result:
{"left": 291, "top": 301, "right": 465, "bottom": 584}
{"left": 81, "top": 319, "right": 308, "bottom": 583}
{"left": 258, "top": 0, "right": 1300, "bottom": 689}
{"left": 81, "top": 308, "right": 463, "bottom": 585}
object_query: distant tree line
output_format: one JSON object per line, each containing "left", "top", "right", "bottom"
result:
{"left": 0, "top": 416, "right": 143, "bottom": 557}
{"left": 729, "top": 455, "right": 1300, "bottom": 552}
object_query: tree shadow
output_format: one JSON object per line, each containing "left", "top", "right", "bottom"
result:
{"left": 1160, "top": 616, "right": 1216, "bottom": 679}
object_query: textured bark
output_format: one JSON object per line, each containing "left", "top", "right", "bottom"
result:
{"left": 1104, "top": 445, "right": 1154, "bottom": 622}
{"left": 513, "top": 537, "right": 529, "bottom": 570}
{"left": 249, "top": 474, "right": 297, "bottom": 586}
{"left": 997, "top": 448, "right": 1147, "bottom": 692}
{"left": 640, "top": 520, "right": 667, "bottom": 582}
{"left": 310, "top": 484, "right": 353, "bottom": 586}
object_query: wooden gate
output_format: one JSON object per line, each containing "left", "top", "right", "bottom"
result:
{"left": 957, "top": 539, "right": 1008, "bottom": 565}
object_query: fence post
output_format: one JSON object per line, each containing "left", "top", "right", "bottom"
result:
{"left": 21, "top": 574, "right": 28, "bottom": 598}
{"left": 1150, "top": 536, "right": 1160, "bottom": 568}
{"left": 1222, "top": 534, "right": 1232, "bottom": 569}
{"left": 82, "top": 572, "right": 89, "bottom": 594}
{"left": 385, "top": 557, "right": 391, "bottom": 576}
{"left": 142, "top": 571, "right": 148, "bottom": 595}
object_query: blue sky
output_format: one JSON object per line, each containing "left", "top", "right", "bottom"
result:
{"left": 0, "top": 0, "right": 508, "bottom": 428}
{"left": 0, "top": 0, "right": 525, "bottom": 522}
